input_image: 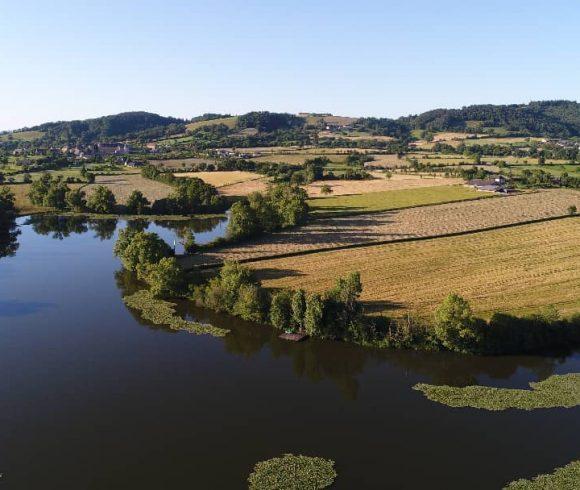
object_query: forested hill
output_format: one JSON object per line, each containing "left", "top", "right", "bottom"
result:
{"left": 30, "top": 112, "right": 185, "bottom": 145}
{"left": 399, "top": 100, "right": 580, "bottom": 137}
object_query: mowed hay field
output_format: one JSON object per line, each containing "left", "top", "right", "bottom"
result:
{"left": 84, "top": 173, "right": 173, "bottom": 203}
{"left": 250, "top": 217, "right": 580, "bottom": 318}
{"left": 174, "top": 171, "right": 263, "bottom": 188}
{"left": 180, "top": 189, "right": 580, "bottom": 267}
{"left": 306, "top": 175, "right": 466, "bottom": 198}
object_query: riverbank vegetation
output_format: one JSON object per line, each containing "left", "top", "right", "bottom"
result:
{"left": 114, "top": 222, "right": 580, "bottom": 355}
{"left": 123, "top": 289, "right": 228, "bottom": 337}
{"left": 248, "top": 454, "right": 337, "bottom": 490}
{"left": 413, "top": 373, "right": 580, "bottom": 410}
{"left": 504, "top": 460, "right": 580, "bottom": 489}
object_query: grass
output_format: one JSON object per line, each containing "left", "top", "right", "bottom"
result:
{"left": 249, "top": 216, "right": 580, "bottom": 318}
{"left": 308, "top": 185, "right": 489, "bottom": 216}
{"left": 185, "top": 116, "right": 238, "bottom": 131}
{"left": 413, "top": 373, "right": 580, "bottom": 410}
{"left": 123, "top": 289, "right": 229, "bottom": 337}
{"left": 248, "top": 454, "right": 337, "bottom": 490}
{"left": 504, "top": 460, "right": 580, "bottom": 489}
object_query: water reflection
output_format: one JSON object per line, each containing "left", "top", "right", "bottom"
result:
{"left": 0, "top": 215, "right": 20, "bottom": 259}
{"left": 23, "top": 213, "right": 228, "bottom": 248}
{"left": 115, "top": 269, "right": 566, "bottom": 400}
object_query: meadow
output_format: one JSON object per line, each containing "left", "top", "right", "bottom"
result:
{"left": 249, "top": 216, "right": 580, "bottom": 318}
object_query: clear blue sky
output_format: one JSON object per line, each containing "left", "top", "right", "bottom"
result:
{"left": 1, "top": 0, "right": 579, "bottom": 130}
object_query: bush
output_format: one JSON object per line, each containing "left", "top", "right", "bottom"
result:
{"left": 87, "top": 185, "right": 116, "bottom": 213}
{"left": 0, "top": 187, "right": 16, "bottom": 217}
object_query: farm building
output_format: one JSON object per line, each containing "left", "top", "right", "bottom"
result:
{"left": 469, "top": 176, "right": 507, "bottom": 193}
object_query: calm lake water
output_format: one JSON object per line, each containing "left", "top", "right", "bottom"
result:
{"left": 0, "top": 216, "right": 578, "bottom": 489}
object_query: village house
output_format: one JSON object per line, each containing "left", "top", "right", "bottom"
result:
{"left": 97, "top": 142, "right": 132, "bottom": 156}
{"left": 468, "top": 175, "right": 507, "bottom": 193}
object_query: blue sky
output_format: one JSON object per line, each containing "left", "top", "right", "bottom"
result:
{"left": 1, "top": 0, "right": 579, "bottom": 130}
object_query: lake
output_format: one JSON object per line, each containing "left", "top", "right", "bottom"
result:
{"left": 0, "top": 215, "right": 578, "bottom": 489}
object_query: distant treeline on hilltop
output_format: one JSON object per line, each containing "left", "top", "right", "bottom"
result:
{"left": 4, "top": 100, "right": 580, "bottom": 146}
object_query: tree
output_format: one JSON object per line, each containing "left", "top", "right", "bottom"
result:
{"left": 113, "top": 229, "right": 172, "bottom": 271}
{"left": 44, "top": 180, "right": 69, "bottom": 210}
{"left": 65, "top": 188, "right": 86, "bottom": 212}
{"left": 0, "top": 172, "right": 4, "bottom": 184}
{"left": 233, "top": 283, "right": 264, "bottom": 322}
{"left": 86, "top": 172, "right": 96, "bottom": 184}
{"left": 22, "top": 173, "right": 32, "bottom": 183}
{"left": 87, "top": 185, "right": 116, "bottom": 213}
{"left": 304, "top": 293, "right": 325, "bottom": 336}
{"left": 140, "top": 257, "right": 184, "bottom": 298}
{"left": 126, "top": 190, "right": 150, "bottom": 215}
{"left": 0, "top": 187, "right": 15, "bottom": 217}
{"left": 568, "top": 205, "right": 577, "bottom": 215}
{"left": 291, "top": 289, "right": 306, "bottom": 331}
{"left": 270, "top": 290, "right": 293, "bottom": 331}
{"left": 227, "top": 201, "right": 258, "bottom": 240}
{"left": 434, "top": 293, "right": 481, "bottom": 353}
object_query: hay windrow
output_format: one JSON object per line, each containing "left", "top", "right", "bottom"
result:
{"left": 123, "top": 289, "right": 229, "bottom": 337}
{"left": 413, "top": 373, "right": 580, "bottom": 411}
{"left": 504, "top": 460, "right": 580, "bottom": 489}
{"left": 248, "top": 453, "right": 337, "bottom": 490}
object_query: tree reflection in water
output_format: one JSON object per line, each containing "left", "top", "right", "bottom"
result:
{"left": 0, "top": 215, "right": 20, "bottom": 259}
{"left": 115, "top": 268, "right": 564, "bottom": 401}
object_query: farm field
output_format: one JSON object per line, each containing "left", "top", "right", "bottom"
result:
{"left": 174, "top": 170, "right": 263, "bottom": 187}
{"left": 216, "top": 177, "right": 270, "bottom": 196}
{"left": 251, "top": 153, "right": 346, "bottom": 165}
{"left": 308, "top": 184, "right": 486, "bottom": 214}
{"left": 180, "top": 189, "right": 580, "bottom": 267}
{"left": 84, "top": 173, "right": 173, "bottom": 203}
{"left": 3, "top": 184, "right": 49, "bottom": 214}
{"left": 250, "top": 217, "right": 580, "bottom": 318}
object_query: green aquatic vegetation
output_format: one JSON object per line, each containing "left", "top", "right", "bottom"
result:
{"left": 504, "top": 460, "right": 580, "bottom": 489}
{"left": 248, "top": 453, "right": 337, "bottom": 490}
{"left": 123, "top": 290, "right": 229, "bottom": 337}
{"left": 413, "top": 373, "right": 580, "bottom": 411}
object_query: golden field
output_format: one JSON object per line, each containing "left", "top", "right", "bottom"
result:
{"left": 180, "top": 189, "right": 580, "bottom": 267}
{"left": 174, "top": 171, "right": 263, "bottom": 188}
{"left": 249, "top": 217, "right": 580, "bottom": 318}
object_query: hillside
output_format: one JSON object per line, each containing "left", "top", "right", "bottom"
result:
{"left": 400, "top": 100, "right": 580, "bottom": 137}
{"left": 27, "top": 111, "right": 185, "bottom": 145}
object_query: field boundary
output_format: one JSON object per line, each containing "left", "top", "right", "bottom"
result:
{"left": 183, "top": 213, "right": 578, "bottom": 270}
